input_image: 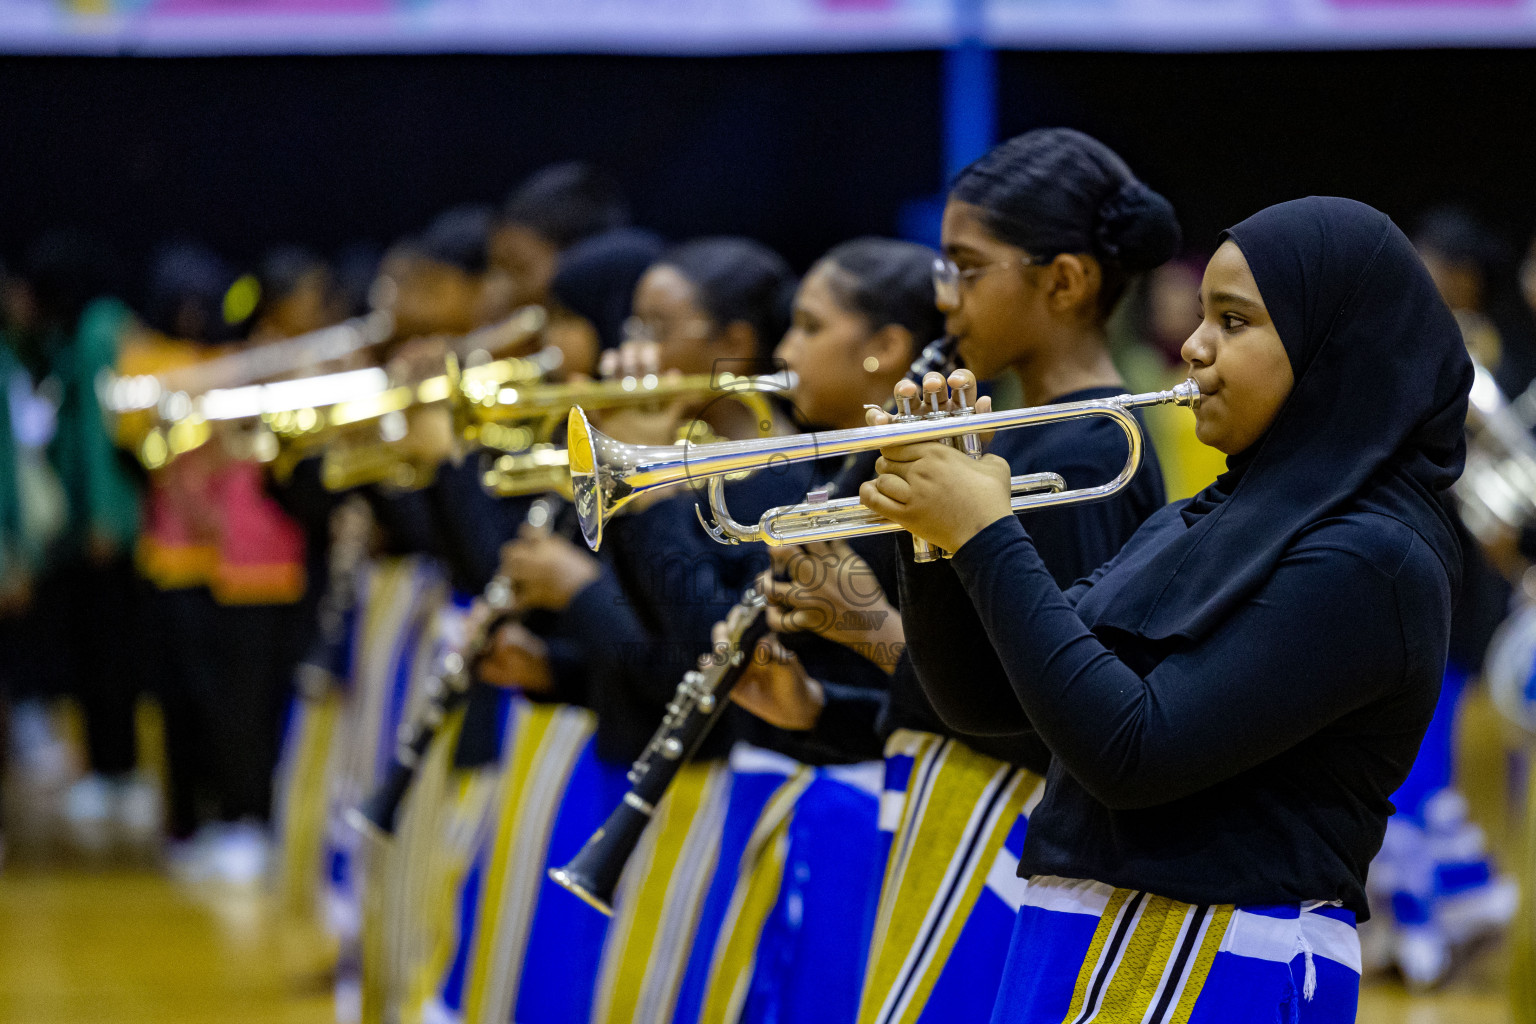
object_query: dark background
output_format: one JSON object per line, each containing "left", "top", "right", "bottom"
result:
{"left": 0, "top": 47, "right": 1532, "bottom": 282}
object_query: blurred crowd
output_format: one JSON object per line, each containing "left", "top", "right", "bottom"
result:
{"left": 2, "top": 159, "right": 1535, "bottom": 1006}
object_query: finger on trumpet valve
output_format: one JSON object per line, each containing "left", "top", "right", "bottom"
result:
{"left": 921, "top": 371, "right": 947, "bottom": 418}
{"left": 951, "top": 378, "right": 983, "bottom": 458}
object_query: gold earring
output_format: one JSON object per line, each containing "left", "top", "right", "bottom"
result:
{"left": 862, "top": 356, "right": 880, "bottom": 373}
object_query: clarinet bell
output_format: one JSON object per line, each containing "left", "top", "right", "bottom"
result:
{"left": 548, "top": 792, "right": 655, "bottom": 917}
{"left": 345, "top": 760, "right": 415, "bottom": 841}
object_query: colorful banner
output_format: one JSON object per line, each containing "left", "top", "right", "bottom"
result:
{"left": 3, "top": 0, "right": 1535, "bottom": 53}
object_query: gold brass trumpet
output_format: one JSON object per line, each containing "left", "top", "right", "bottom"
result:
{"left": 116, "top": 306, "right": 551, "bottom": 473}
{"left": 471, "top": 371, "right": 794, "bottom": 499}
{"left": 566, "top": 379, "right": 1201, "bottom": 554}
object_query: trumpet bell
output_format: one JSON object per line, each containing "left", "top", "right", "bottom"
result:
{"left": 568, "top": 405, "right": 607, "bottom": 550}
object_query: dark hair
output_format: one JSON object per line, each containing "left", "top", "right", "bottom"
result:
{"left": 258, "top": 245, "right": 330, "bottom": 303}
{"left": 660, "top": 237, "right": 797, "bottom": 363}
{"left": 816, "top": 237, "right": 944, "bottom": 355}
{"left": 415, "top": 205, "right": 494, "bottom": 275}
{"left": 22, "top": 228, "right": 125, "bottom": 328}
{"left": 951, "top": 127, "right": 1181, "bottom": 316}
{"left": 334, "top": 241, "right": 383, "bottom": 317}
{"left": 501, "top": 162, "right": 630, "bottom": 250}
{"left": 1414, "top": 206, "right": 1509, "bottom": 277}
{"left": 143, "top": 239, "right": 242, "bottom": 344}
{"left": 550, "top": 228, "right": 666, "bottom": 351}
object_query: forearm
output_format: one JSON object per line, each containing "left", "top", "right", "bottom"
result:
{"left": 951, "top": 517, "right": 1404, "bottom": 808}
{"left": 896, "top": 533, "right": 1031, "bottom": 735}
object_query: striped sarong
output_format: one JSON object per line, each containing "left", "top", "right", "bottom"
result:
{"left": 509, "top": 728, "right": 632, "bottom": 1024}
{"left": 331, "top": 555, "right": 447, "bottom": 1024}
{"left": 1512, "top": 756, "right": 1536, "bottom": 1024}
{"left": 991, "top": 876, "right": 1361, "bottom": 1024}
{"left": 272, "top": 684, "right": 344, "bottom": 921}
{"left": 448, "top": 699, "right": 604, "bottom": 1024}
{"left": 590, "top": 759, "right": 735, "bottom": 1024}
{"left": 717, "top": 759, "right": 886, "bottom": 1024}
{"left": 670, "top": 745, "right": 812, "bottom": 1024}
{"left": 858, "top": 730, "right": 1041, "bottom": 1024}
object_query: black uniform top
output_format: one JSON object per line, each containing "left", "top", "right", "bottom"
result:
{"left": 799, "top": 387, "right": 1167, "bottom": 770}
{"left": 929, "top": 506, "right": 1448, "bottom": 916}
{"left": 897, "top": 198, "right": 1474, "bottom": 918}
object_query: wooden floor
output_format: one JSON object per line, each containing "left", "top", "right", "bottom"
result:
{"left": 0, "top": 867, "right": 335, "bottom": 1024}
{"left": 0, "top": 862, "right": 1511, "bottom": 1024}
{"left": 0, "top": 694, "right": 1521, "bottom": 1023}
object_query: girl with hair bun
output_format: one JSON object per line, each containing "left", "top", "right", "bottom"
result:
{"left": 863, "top": 198, "right": 1467, "bottom": 1021}
{"left": 665, "top": 237, "right": 946, "bottom": 1024}
{"left": 724, "top": 128, "right": 1181, "bottom": 1024}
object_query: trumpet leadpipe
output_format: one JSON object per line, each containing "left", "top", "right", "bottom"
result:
{"left": 568, "top": 378, "right": 1201, "bottom": 551}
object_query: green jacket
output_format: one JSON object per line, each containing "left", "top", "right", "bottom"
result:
{"left": 0, "top": 341, "right": 23, "bottom": 581}
{"left": 47, "top": 297, "right": 142, "bottom": 555}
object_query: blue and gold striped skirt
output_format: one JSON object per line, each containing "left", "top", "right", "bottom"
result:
{"left": 990, "top": 875, "right": 1361, "bottom": 1024}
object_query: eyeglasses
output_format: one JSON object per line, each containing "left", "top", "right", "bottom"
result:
{"left": 931, "top": 255, "right": 1048, "bottom": 308}
{"left": 622, "top": 315, "right": 713, "bottom": 346}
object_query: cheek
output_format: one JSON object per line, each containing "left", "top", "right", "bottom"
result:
{"left": 655, "top": 338, "right": 691, "bottom": 373}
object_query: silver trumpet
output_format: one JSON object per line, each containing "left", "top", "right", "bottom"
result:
{"left": 566, "top": 377, "right": 1201, "bottom": 556}
{"left": 1455, "top": 361, "right": 1536, "bottom": 552}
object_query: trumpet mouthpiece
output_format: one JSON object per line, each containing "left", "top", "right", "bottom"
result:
{"left": 1171, "top": 378, "right": 1201, "bottom": 409}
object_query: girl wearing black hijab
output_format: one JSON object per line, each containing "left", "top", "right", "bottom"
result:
{"left": 859, "top": 197, "right": 1470, "bottom": 1021}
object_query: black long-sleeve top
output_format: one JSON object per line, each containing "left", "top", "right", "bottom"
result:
{"left": 921, "top": 504, "right": 1449, "bottom": 918}
{"left": 557, "top": 457, "right": 888, "bottom": 766}
{"left": 800, "top": 387, "right": 1166, "bottom": 769}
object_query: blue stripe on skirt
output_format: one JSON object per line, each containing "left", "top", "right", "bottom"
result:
{"left": 990, "top": 877, "right": 1360, "bottom": 1024}
{"left": 739, "top": 766, "right": 885, "bottom": 1024}
{"left": 514, "top": 736, "right": 632, "bottom": 1024}
{"left": 669, "top": 758, "right": 798, "bottom": 1024}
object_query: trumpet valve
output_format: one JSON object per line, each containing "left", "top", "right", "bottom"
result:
{"left": 484, "top": 577, "right": 513, "bottom": 612}
{"left": 951, "top": 390, "right": 982, "bottom": 458}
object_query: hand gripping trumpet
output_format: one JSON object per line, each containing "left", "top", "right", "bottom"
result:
{"left": 566, "top": 376, "right": 1202, "bottom": 557}
{"left": 548, "top": 581, "right": 772, "bottom": 915}
{"left": 347, "top": 497, "right": 557, "bottom": 838}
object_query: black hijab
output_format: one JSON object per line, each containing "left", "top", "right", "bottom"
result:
{"left": 1075, "top": 197, "right": 1471, "bottom": 643}
{"left": 550, "top": 228, "right": 665, "bottom": 351}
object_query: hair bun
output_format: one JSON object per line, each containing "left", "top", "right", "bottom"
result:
{"left": 1095, "top": 181, "right": 1182, "bottom": 272}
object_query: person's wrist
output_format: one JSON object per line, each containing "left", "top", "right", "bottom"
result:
{"left": 951, "top": 512, "right": 1024, "bottom": 570}
{"left": 947, "top": 507, "right": 1012, "bottom": 553}
{"left": 794, "top": 677, "right": 827, "bottom": 731}
{"left": 565, "top": 559, "right": 603, "bottom": 604}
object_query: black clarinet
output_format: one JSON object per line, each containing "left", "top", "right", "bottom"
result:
{"left": 549, "top": 581, "right": 772, "bottom": 915}
{"left": 347, "top": 496, "right": 556, "bottom": 839}
{"left": 548, "top": 339, "right": 959, "bottom": 910}
{"left": 294, "top": 496, "right": 373, "bottom": 699}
